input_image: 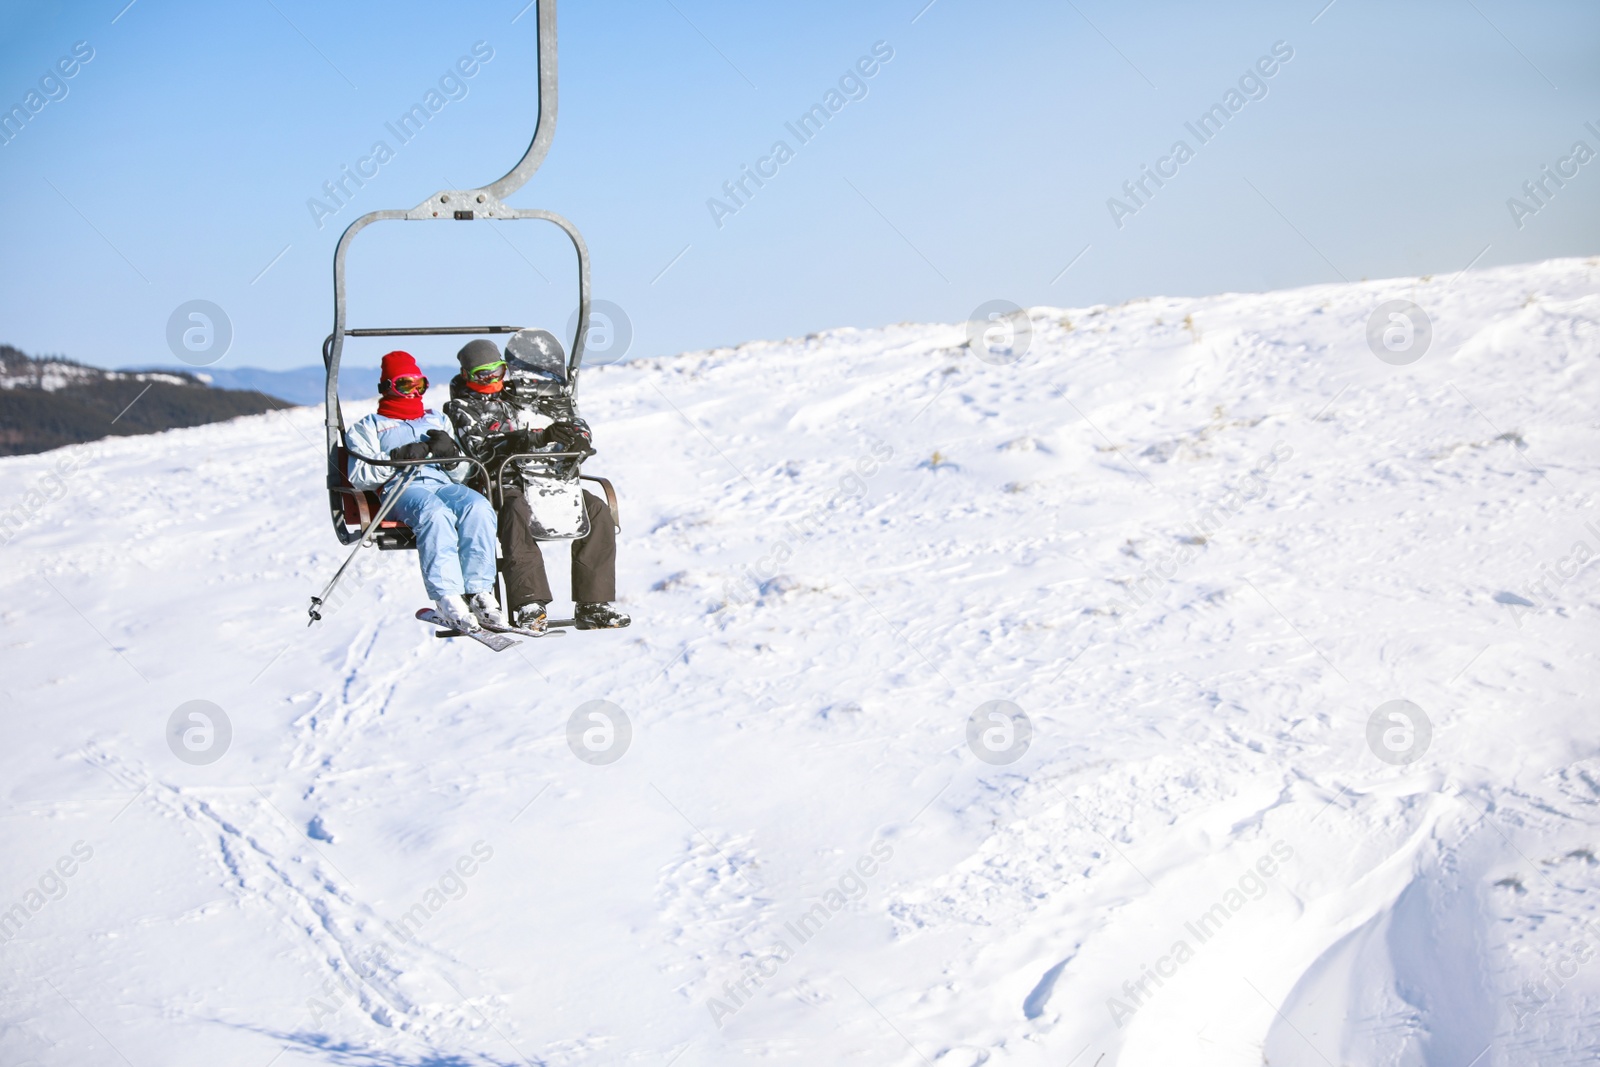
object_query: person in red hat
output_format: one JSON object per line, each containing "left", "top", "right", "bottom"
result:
{"left": 345, "top": 350, "right": 504, "bottom": 633}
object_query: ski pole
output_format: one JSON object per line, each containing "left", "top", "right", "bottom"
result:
{"left": 308, "top": 464, "right": 422, "bottom": 625}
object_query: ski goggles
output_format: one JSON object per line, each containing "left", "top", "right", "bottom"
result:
{"left": 467, "top": 360, "right": 507, "bottom": 384}
{"left": 381, "top": 374, "right": 429, "bottom": 396}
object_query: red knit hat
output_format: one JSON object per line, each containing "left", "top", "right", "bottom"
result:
{"left": 380, "top": 350, "right": 422, "bottom": 380}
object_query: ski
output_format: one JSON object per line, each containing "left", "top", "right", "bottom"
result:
{"left": 531, "top": 619, "right": 629, "bottom": 631}
{"left": 545, "top": 617, "right": 632, "bottom": 631}
{"left": 481, "top": 620, "right": 565, "bottom": 639}
{"left": 415, "top": 608, "right": 519, "bottom": 652}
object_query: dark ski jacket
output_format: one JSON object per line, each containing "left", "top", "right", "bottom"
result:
{"left": 444, "top": 377, "right": 522, "bottom": 461}
{"left": 444, "top": 376, "right": 579, "bottom": 491}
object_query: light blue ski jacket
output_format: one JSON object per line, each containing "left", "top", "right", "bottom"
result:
{"left": 345, "top": 410, "right": 471, "bottom": 493}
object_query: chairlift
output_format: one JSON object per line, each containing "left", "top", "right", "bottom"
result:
{"left": 309, "top": 0, "right": 615, "bottom": 624}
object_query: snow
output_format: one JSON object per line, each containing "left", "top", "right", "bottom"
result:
{"left": 3, "top": 256, "right": 1599, "bottom": 1066}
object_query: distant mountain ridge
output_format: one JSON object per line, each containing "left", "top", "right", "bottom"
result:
{"left": 0, "top": 345, "right": 293, "bottom": 456}
{"left": 1, "top": 347, "right": 200, "bottom": 393}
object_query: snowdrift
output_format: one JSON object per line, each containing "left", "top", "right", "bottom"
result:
{"left": 3, "top": 257, "right": 1599, "bottom": 1066}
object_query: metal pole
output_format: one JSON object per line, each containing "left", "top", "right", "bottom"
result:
{"left": 483, "top": 0, "right": 559, "bottom": 201}
{"left": 308, "top": 466, "right": 422, "bottom": 624}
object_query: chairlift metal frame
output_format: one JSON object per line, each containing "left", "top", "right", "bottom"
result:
{"left": 310, "top": 0, "right": 618, "bottom": 626}
{"left": 320, "top": 0, "right": 592, "bottom": 548}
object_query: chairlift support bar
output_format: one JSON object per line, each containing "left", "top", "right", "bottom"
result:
{"left": 342, "top": 326, "right": 528, "bottom": 338}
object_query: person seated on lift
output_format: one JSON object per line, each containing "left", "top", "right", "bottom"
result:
{"left": 444, "top": 338, "right": 630, "bottom": 633}
{"left": 345, "top": 350, "right": 507, "bottom": 634}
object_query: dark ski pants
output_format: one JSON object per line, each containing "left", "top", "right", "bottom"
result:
{"left": 498, "top": 488, "right": 616, "bottom": 608}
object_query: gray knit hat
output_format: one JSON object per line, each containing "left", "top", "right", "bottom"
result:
{"left": 456, "top": 338, "right": 503, "bottom": 373}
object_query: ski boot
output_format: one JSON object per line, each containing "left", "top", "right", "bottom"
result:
{"left": 467, "top": 592, "right": 507, "bottom": 630}
{"left": 434, "top": 594, "right": 481, "bottom": 632}
{"left": 512, "top": 601, "right": 549, "bottom": 634}
{"left": 575, "top": 602, "right": 631, "bottom": 630}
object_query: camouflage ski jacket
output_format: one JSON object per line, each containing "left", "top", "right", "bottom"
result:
{"left": 444, "top": 376, "right": 578, "bottom": 490}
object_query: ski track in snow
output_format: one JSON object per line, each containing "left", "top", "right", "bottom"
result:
{"left": 3, "top": 258, "right": 1600, "bottom": 1065}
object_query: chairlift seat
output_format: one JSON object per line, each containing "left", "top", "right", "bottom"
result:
{"left": 331, "top": 445, "right": 417, "bottom": 550}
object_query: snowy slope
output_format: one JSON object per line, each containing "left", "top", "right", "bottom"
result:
{"left": 3, "top": 257, "right": 1599, "bottom": 1067}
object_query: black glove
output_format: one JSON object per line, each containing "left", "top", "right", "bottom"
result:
{"left": 503, "top": 428, "right": 539, "bottom": 453}
{"left": 424, "top": 429, "right": 461, "bottom": 459}
{"left": 389, "top": 442, "right": 429, "bottom": 462}
{"left": 542, "top": 420, "right": 595, "bottom": 457}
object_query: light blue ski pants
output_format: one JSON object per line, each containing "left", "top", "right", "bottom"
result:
{"left": 388, "top": 481, "right": 498, "bottom": 600}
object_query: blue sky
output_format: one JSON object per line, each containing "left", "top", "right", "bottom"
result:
{"left": 1, "top": 0, "right": 1597, "bottom": 373}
